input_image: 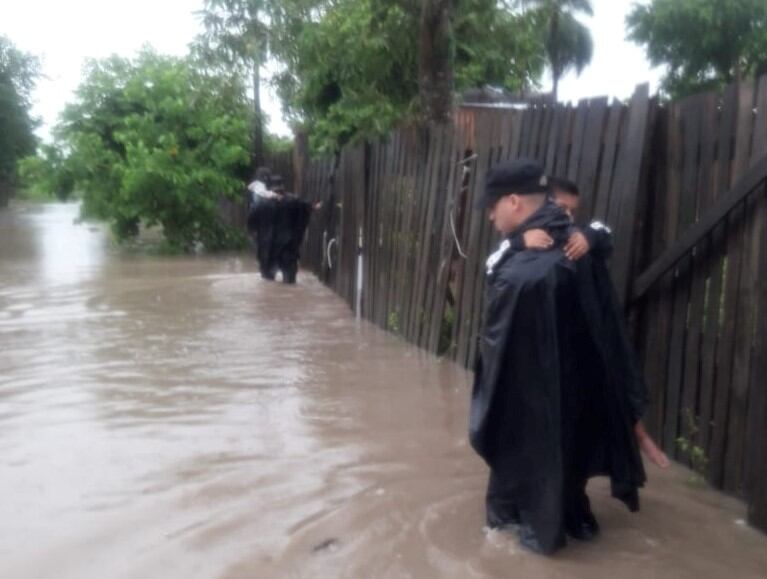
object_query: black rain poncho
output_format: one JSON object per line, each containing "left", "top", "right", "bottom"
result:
{"left": 470, "top": 201, "right": 646, "bottom": 553}
{"left": 247, "top": 194, "right": 312, "bottom": 283}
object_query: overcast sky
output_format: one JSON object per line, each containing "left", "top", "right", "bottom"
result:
{"left": 0, "top": 0, "right": 662, "bottom": 142}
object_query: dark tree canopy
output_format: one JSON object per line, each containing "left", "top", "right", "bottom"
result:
{"left": 266, "top": 0, "right": 546, "bottom": 152}
{"left": 627, "top": 0, "right": 767, "bottom": 98}
{"left": 194, "top": 0, "right": 269, "bottom": 168}
{"left": 0, "top": 35, "right": 40, "bottom": 203}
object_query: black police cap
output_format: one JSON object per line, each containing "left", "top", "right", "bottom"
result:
{"left": 475, "top": 158, "right": 549, "bottom": 209}
{"left": 269, "top": 175, "right": 285, "bottom": 190}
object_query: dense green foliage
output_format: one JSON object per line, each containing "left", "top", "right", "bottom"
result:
{"left": 194, "top": 0, "right": 269, "bottom": 165}
{"left": 0, "top": 35, "right": 39, "bottom": 204}
{"left": 54, "top": 51, "right": 252, "bottom": 250}
{"left": 267, "top": 0, "right": 546, "bottom": 152}
{"left": 627, "top": 0, "right": 767, "bottom": 98}
{"left": 18, "top": 145, "right": 75, "bottom": 201}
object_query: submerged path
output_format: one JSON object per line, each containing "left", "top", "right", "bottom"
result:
{"left": 1, "top": 203, "right": 766, "bottom": 579}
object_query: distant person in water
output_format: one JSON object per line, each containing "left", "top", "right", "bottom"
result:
{"left": 268, "top": 176, "right": 313, "bottom": 284}
{"left": 247, "top": 175, "right": 314, "bottom": 284}
{"left": 247, "top": 168, "right": 279, "bottom": 280}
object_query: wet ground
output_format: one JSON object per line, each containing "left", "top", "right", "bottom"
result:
{"left": 1, "top": 202, "right": 766, "bottom": 579}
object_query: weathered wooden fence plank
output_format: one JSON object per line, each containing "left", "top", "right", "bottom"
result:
{"left": 744, "top": 76, "right": 767, "bottom": 529}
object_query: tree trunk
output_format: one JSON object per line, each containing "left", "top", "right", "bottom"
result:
{"left": 419, "top": 0, "right": 454, "bottom": 125}
{"left": 293, "top": 128, "right": 309, "bottom": 197}
{"left": 252, "top": 60, "right": 264, "bottom": 171}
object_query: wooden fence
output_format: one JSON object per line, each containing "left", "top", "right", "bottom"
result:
{"left": 301, "top": 85, "right": 650, "bottom": 359}
{"left": 296, "top": 78, "right": 767, "bottom": 533}
{"left": 634, "top": 77, "right": 767, "bottom": 531}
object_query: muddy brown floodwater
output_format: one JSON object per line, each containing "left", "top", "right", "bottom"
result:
{"left": 1, "top": 202, "right": 767, "bottom": 579}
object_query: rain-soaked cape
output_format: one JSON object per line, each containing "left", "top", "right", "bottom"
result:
{"left": 247, "top": 194, "right": 312, "bottom": 281}
{"left": 247, "top": 195, "right": 278, "bottom": 275}
{"left": 469, "top": 201, "right": 647, "bottom": 553}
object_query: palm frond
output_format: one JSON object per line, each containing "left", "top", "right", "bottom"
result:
{"left": 546, "top": 12, "right": 593, "bottom": 77}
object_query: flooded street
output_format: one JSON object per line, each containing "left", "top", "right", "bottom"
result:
{"left": 1, "top": 202, "right": 767, "bottom": 579}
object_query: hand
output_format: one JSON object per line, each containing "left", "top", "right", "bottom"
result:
{"left": 314, "top": 201, "right": 323, "bottom": 210}
{"left": 634, "top": 421, "right": 671, "bottom": 469}
{"left": 523, "top": 229, "right": 554, "bottom": 250}
{"left": 564, "top": 231, "right": 590, "bottom": 261}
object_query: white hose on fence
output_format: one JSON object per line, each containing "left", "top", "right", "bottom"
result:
{"left": 356, "top": 253, "right": 363, "bottom": 320}
{"left": 356, "top": 227, "right": 363, "bottom": 320}
{"left": 326, "top": 238, "right": 337, "bottom": 270}
{"left": 450, "top": 208, "right": 469, "bottom": 260}
{"left": 448, "top": 153, "right": 477, "bottom": 260}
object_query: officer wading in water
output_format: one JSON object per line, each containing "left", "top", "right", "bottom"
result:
{"left": 469, "top": 158, "right": 650, "bottom": 555}
{"left": 247, "top": 174, "right": 315, "bottom": 284}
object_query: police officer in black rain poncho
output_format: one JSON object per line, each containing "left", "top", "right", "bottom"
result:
{"left": 247, "top": 170, "right": 279, "bottom": 280}
{"left": 247, "top": 175, "right": 313, "bottom": 284}
{"left": 268, "top": 176, "right": 313, "bottom": 284}
{"left": 469, "top": 159, "right": 647, "bottom": 555}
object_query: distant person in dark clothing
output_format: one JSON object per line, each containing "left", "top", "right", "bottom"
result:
{"left": 247, "top": 175, "right": 313, "bottom": 284}
{"left": 247, "top": 169, "right": 279, "bottom": 280}
{"left": 268, "top": 176, "right": 313, "bottom": 284}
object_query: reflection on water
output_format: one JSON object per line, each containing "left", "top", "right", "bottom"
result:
{"left": 1, "top": 202, "right": 766, "bottom": 579}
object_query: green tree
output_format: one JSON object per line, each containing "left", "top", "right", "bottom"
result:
{"left": 627, "top": 0, "right": 767, "bottom": 98}
{"left": 519, "top": 0, "right": 593, "bottom": 100}
{"left": 18, "top": 144, "right": 76, "bottom": 201}
{"left": 261, "top": 0, "right": 321, "bottom": 120}
{"left": 267, "top": 0, "right": 545, "bottom": 152}
{"left": 0, "top": 35, "right": 40, "bottom": 206}
{"left": 454, "top": 1, "right": 544, "bottom": 92}
{"left": 285, "top": 0, "right": 421, "bottom": 152}
{"left": 194, "top": 0, "right": 269, "bottom": 169}
{"left": 57, "top": 50, "right": 252, "bottom": 250}
{"left": 198, "top": 0, "right": 547, "bottom": 152}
